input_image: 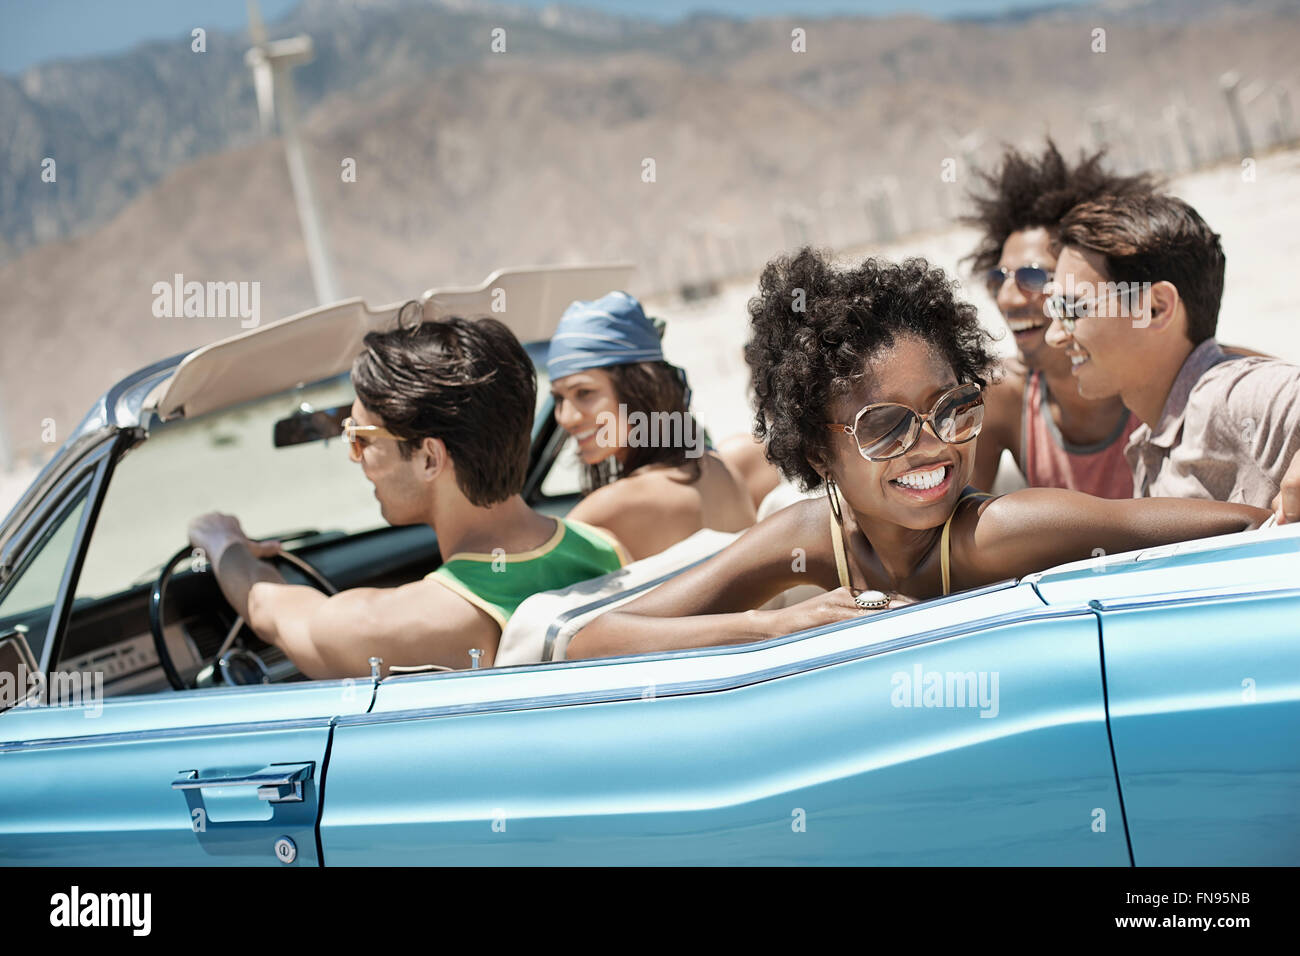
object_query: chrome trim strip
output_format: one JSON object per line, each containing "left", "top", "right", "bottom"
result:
{"left": 0, "top": 441, "right": 113, "bottom": 584}
{"left": 339, "top": 604, "right": 1094, "bottom": 729}
{"left": 1085, "top": 584, "right": 1300, "bottom": 613}
{"left": 172, "top": 762, "right": 313, "bottom": 803}
{"left": 0, "top": 350, "right": 180, "bottom": 553}
{"left": 38, "top": 454, "right": 114, "bottom": 674}
{"left": 0, "top": 474, "right": 93, "bottom": 604}
{"left": 15, "top": 584, "right": 1278, "bottom": 751}
{"left": 0, "top": 716, "right": 335, "bottom": 753}
{"left": 540, "top": 553, "right": 720, "bottom": 660}
{"left": 0, "top": 603, "right": 1090, "bottom": 751}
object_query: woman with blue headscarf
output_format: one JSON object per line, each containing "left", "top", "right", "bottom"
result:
{"left": 547, "top": 291, "right": 756, "bottom": 561}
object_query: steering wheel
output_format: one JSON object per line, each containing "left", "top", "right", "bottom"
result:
{"left": 149, "top": 543, "right": 338, "bottom": 690}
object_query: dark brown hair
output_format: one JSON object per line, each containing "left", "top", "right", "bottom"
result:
{"left": 582, "top": 361, "right": 704, "bottom": 493}
{"left": 962, "top": 139, "right": 1163, "bottom": 274}
{"left": 351, "top": 313, "right": 537, "bottom": 507}
{"left": 1057, "top": 193, "right": 1225, "bottom": 345}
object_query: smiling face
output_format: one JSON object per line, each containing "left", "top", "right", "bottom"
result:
{"left": 991, "top": 227, "right": 1071, "bottom": 374}
{"left": 1044, "top": 245, "right": 1142, "bottom": 402}
{"left": 550, "top": 368, "right": 624, "bottom": 466}
{"left": 347, "top": 398, "right": 431, "bottom": 526}
{"left": 821, "top": 334, "right": 978, "bottom": 532}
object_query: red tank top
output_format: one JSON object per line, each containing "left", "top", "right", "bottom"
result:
{"left": 1022, "top": 370, "right": 1141, "bottom": 499}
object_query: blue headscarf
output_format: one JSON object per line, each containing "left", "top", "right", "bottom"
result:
{"left": 546, "top": 290, "right": 706, "bottom": 447}
{"left": 546, "top": 291, "right": 668, "bottom": 381}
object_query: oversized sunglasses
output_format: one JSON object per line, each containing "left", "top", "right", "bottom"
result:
{"left": 984, "top": 264, "right": 1053, "bottom": 300}
{"left": 824, "top": 383, "right": 985, "bottom": 462}
{"left": 341, "top": 417, "right": 403, "bottom": 461}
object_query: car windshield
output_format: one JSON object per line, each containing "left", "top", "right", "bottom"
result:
{"left": 74, "top": 342, "right": 577, "bottom": 602}
{"left": 75, "top": 375, "right": 375, "bottom": 600}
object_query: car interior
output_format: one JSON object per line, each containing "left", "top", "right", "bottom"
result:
{"left": 0, "top": 337, "right": 753, "bottom": 701}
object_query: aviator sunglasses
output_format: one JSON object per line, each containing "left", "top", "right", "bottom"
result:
{"left": 824, "top": 382, "right": 985, "bottom": 462}
{"left": 984, "top": 264, "right": 1054, "bottom": 301}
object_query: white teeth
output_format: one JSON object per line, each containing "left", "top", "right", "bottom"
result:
{"left": 575, "top": 429, "right": 597, "bottom": 440}
{"left": 1008, "top": 318, "right": 1044, "bottom": 333}
{"left": 894, "top": 465, "right": 948, "bottom": 491}
{"left": 1070, "top": 353, "right": 1089, "bottom": 367}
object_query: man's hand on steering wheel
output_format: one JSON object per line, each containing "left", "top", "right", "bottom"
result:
{"left": 188, "top": 512, "right": 282, "bottom": 566}
{"left": 151, "top": 513, "right": 337, "bottom": 690}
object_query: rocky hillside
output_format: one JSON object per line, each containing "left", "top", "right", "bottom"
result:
{"left": 1, "top": 0, "right": 1297, "bottom": 464}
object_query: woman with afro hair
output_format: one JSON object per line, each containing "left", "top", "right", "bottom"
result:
{"left": 567, "top": 248, "right": 1268, "bottom": 659}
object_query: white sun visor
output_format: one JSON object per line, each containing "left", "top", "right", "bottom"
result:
{"left": 149, "top": 262, "right": 636, "bottom": 421}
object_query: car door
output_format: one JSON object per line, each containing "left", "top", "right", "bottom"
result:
{"left": 1034, "top": 525, "right": 1300, "bottom": 864}
{"left": 0, "top": 433, "right": 374, "bottom": 866}
{"left": 0, "top": 677, "right": 374, "bottom": 866}
{"left": 319, "top": 582, "right": 1130, "bottom": 865}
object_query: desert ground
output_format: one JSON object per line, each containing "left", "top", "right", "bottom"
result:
{"left": 658, "top": 146, "right": 1300, "bottom": 452}
{"left": 3, "top": 145, "right": 1298, "bottom": 524}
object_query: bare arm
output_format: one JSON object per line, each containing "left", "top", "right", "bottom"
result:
{"left": 954, "top": 488, "right": 1269, "bottom": 589}
{"left": 191, "top": 514, "right": 498, "bottom": 679}
{"left": 717, "top": 433, "right": 784, "bottom": 511}
{"left": 254, "top": 577, "right": 498, "bottom": 678}
{"left": 567, "top": 498, "right": 861, "bottom": 660}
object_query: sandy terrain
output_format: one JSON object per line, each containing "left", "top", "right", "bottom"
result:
{"left": 656, "top": 146, "right": 1300, "bottom": 447}
{"left": 3, "top": 145, "right": 1298, "bottom": 526}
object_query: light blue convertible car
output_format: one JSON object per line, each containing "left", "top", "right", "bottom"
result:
{"left": 2, "top": 265, "right": 1298, "bottom": 866}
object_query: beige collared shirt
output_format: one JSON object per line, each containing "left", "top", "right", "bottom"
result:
{"left": 1125, "top": 339, "right": 1300, "bottom": 507}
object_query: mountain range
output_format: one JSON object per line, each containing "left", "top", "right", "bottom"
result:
{"left": 0, "top": 0, "right": 1297, "bottom": 463}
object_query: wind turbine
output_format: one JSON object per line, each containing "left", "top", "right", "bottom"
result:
{"left": 245, "top": 0, "right": 340, "bottom": 305}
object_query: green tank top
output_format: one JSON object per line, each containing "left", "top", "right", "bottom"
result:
{"left": 427, "top": 518, "right": 628, "bottom": 629}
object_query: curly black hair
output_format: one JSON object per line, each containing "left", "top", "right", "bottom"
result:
{"left": 962, "top": 139, "right": 1163, "bottom": 274}
{"left": 744, "top": 248, "right": 997, "bottom": 491}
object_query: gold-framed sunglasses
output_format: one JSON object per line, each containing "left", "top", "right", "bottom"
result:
{"left": 341, "top": 417, "right": 402, "bottom": 461}
{"left": 824, "top": 382, "right": 985, "bottom": 462}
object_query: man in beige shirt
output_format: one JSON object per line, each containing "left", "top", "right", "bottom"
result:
{"left": 1042, "top": 192, "right": 1300, "bottom": 519}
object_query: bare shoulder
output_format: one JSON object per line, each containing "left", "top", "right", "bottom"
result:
{"left": 571, "top": 467, "right": 695, "bottom": 522}
{"left": 948, "top": 488, "right": 1098, "bottom": 587}
{"left": 566, "top": 478, "right": 641, "bottom": 526}
{"left": 565, "top": 470, "right": 696, "bottom": 559}
{"left": 749, "top": 493, "right": 836, "bottom": 565}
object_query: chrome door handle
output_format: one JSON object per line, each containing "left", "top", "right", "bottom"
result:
{"left": 172, "top": 762, "right": 313, "bottom": 803}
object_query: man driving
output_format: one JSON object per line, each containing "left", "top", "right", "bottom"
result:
{"left": 187, "top": 308, "right": 628, "bottom": 678}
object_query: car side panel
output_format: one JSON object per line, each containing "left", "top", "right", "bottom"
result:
{"left": 0, "top": 681, "right": 371, "bottom": 865}
{"left": 320, "top": 613, "right": 1126, "bottom": 865}
{"left": 1100, "top": 592, "right": 1300, "bottom": 864}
